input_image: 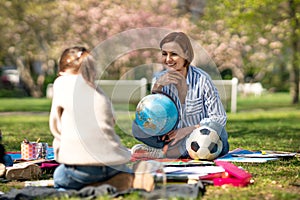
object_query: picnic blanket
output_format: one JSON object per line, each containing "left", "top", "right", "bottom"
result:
{"left": 2, "top": 148, "right": 296, "bottom": 200}
{"left": 0, "top": 181, "right": 205, "bottom": 200}
{"left": 9, "top": 147, "right": 296, "bottom": 164}
{"left": 216, "top": 148, "right": 296, "bottom": 163}
{"left": 131, "top": 148, "right": 296, "bottom": 164}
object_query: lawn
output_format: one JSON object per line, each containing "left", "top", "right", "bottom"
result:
{"left": 0, "top": 92, "right": 299, "bottom": 199}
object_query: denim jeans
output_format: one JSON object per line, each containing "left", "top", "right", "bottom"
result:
{"left": 53, "top": 163, "right": 132, "bottom": 190}
{"left": 3, "top": 154, "right": 13, "bottom": 166}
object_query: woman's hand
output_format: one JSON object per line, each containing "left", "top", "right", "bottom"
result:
{"left": 152, "top": 70, "right": 188, "bottom": 103}
{"left": 162, "top": 126, "right": 197, "bottom": 146}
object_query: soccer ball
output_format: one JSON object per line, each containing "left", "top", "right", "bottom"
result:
{"left": 186, "top": 126, "right": 223, "bottom": 160}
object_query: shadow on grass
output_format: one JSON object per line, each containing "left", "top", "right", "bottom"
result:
{"left": 227, "top": 116, "right": 300, "bottom": 152}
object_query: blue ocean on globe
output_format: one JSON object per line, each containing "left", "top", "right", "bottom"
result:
{"left": 135, "top": 93, "right": 179, "bottom": 136}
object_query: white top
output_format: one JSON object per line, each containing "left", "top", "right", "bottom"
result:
{"left": 49, "top": 74, "right": 131, "bottom": 166}
{"left": 153, "top": 66, "right": 227, "bottom": 129}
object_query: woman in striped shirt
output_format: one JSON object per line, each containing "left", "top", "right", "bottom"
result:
{"left": 132, "top": 32, "right": 229, "bottom": 159}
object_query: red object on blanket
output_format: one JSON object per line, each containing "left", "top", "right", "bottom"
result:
{"left": 40, "top": 161, "right": 59, "bottom": 169}
{"left": 213, "top": 160, "right": 252, "bottom": 187}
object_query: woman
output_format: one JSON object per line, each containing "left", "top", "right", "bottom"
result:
{"left": 132, "top": 32, "right": 229, "bottom": 159}
{"left": 49, "top": 47, "right": 132, "bottom": 190}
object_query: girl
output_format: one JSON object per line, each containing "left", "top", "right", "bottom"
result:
{"left": 49, "top": 47, "right": 132, "bottom": 190}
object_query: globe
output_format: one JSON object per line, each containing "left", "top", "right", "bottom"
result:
{"left": 135, "top": 93, "right": 179, "bottom": 136}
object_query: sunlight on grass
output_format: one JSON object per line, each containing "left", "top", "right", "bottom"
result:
{"left": 227, "top": 112, "right": 300, "bottom": 152}
{"left": 0, "top": 98, "right": 52, "bottom": 112}
{"left": 237, "top": 92, "right": 300, "bottom": 111}
{"left": 0, "top": 115, "right": 51, "bottom": 151}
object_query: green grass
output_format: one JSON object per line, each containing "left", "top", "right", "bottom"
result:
{"left": 0, "top": 97, "right": 52, "bottom": 112}
{"left": 227, "top": 110, "right": 300, "bottom": 152}
{"left": 236, "top": 92, "right": 300, "bottom": 111}
{"left": 0, "top": 115, "right": 52, "bottom": 151}
{"left": 0, "top": 92, "right": 299, "bottom": 199}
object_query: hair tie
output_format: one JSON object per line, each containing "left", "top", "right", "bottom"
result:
{"left": 77, "top": 51, "right": 83, "bottom": 58}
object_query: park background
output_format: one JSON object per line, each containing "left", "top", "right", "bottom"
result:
{"left": 0, "top": 0, "right": 299, "bottom": 200}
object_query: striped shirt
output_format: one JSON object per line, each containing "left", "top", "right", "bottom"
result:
{"left": 152, "top": 65, "right": 227, "bottom": 129}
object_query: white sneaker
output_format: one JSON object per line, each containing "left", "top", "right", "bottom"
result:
{"left": 131, "top": 144, "right": 165, "bottom": 159}
{"left": 5, "top": 163, "right": 41, "bottom": 180}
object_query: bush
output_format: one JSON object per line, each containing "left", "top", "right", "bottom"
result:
{"left": 0, "top": 88, "right": 28, "bottom": 98}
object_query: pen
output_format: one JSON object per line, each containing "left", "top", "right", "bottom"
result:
{"left": 199, "top": 172, "right": 229, "bottom": 180}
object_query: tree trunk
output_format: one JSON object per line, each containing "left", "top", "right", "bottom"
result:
{"left": 16, "top": 57, "right": 43, "bottom": 98}
{"left": 289, "top": 0, "right": 300, "bottom": 104}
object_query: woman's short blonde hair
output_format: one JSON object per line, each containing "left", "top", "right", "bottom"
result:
{"left": 159, "top": 32, "right": 194, "bottom": 64}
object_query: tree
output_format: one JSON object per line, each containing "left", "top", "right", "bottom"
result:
{"left": 288, "top": 0, "right": 300, "bottom": 104}
{"left": 0, "top": 0, "right": 196, "bottom": 97}
{"left": 1, "top": 0, "right": 298, "bottom": 100}
{"left": 200, "top": 0, "right": 300, "bottom": 103}
{"left": 0, "top": 1, "right": 61, "bottom": 97}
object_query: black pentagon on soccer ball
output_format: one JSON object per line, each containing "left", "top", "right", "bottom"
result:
{"left": 208, "top": 142, "right": 218, "bottom": 154}
{"left": 191, "top": 141, "right": 200, "bottom": 152}
{"left": 200, "top": 128, "right": 210, "bottom": 135}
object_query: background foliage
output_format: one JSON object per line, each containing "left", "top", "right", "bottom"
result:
{"left": 0, "top": 0, "right": 299, "bottom": 102}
